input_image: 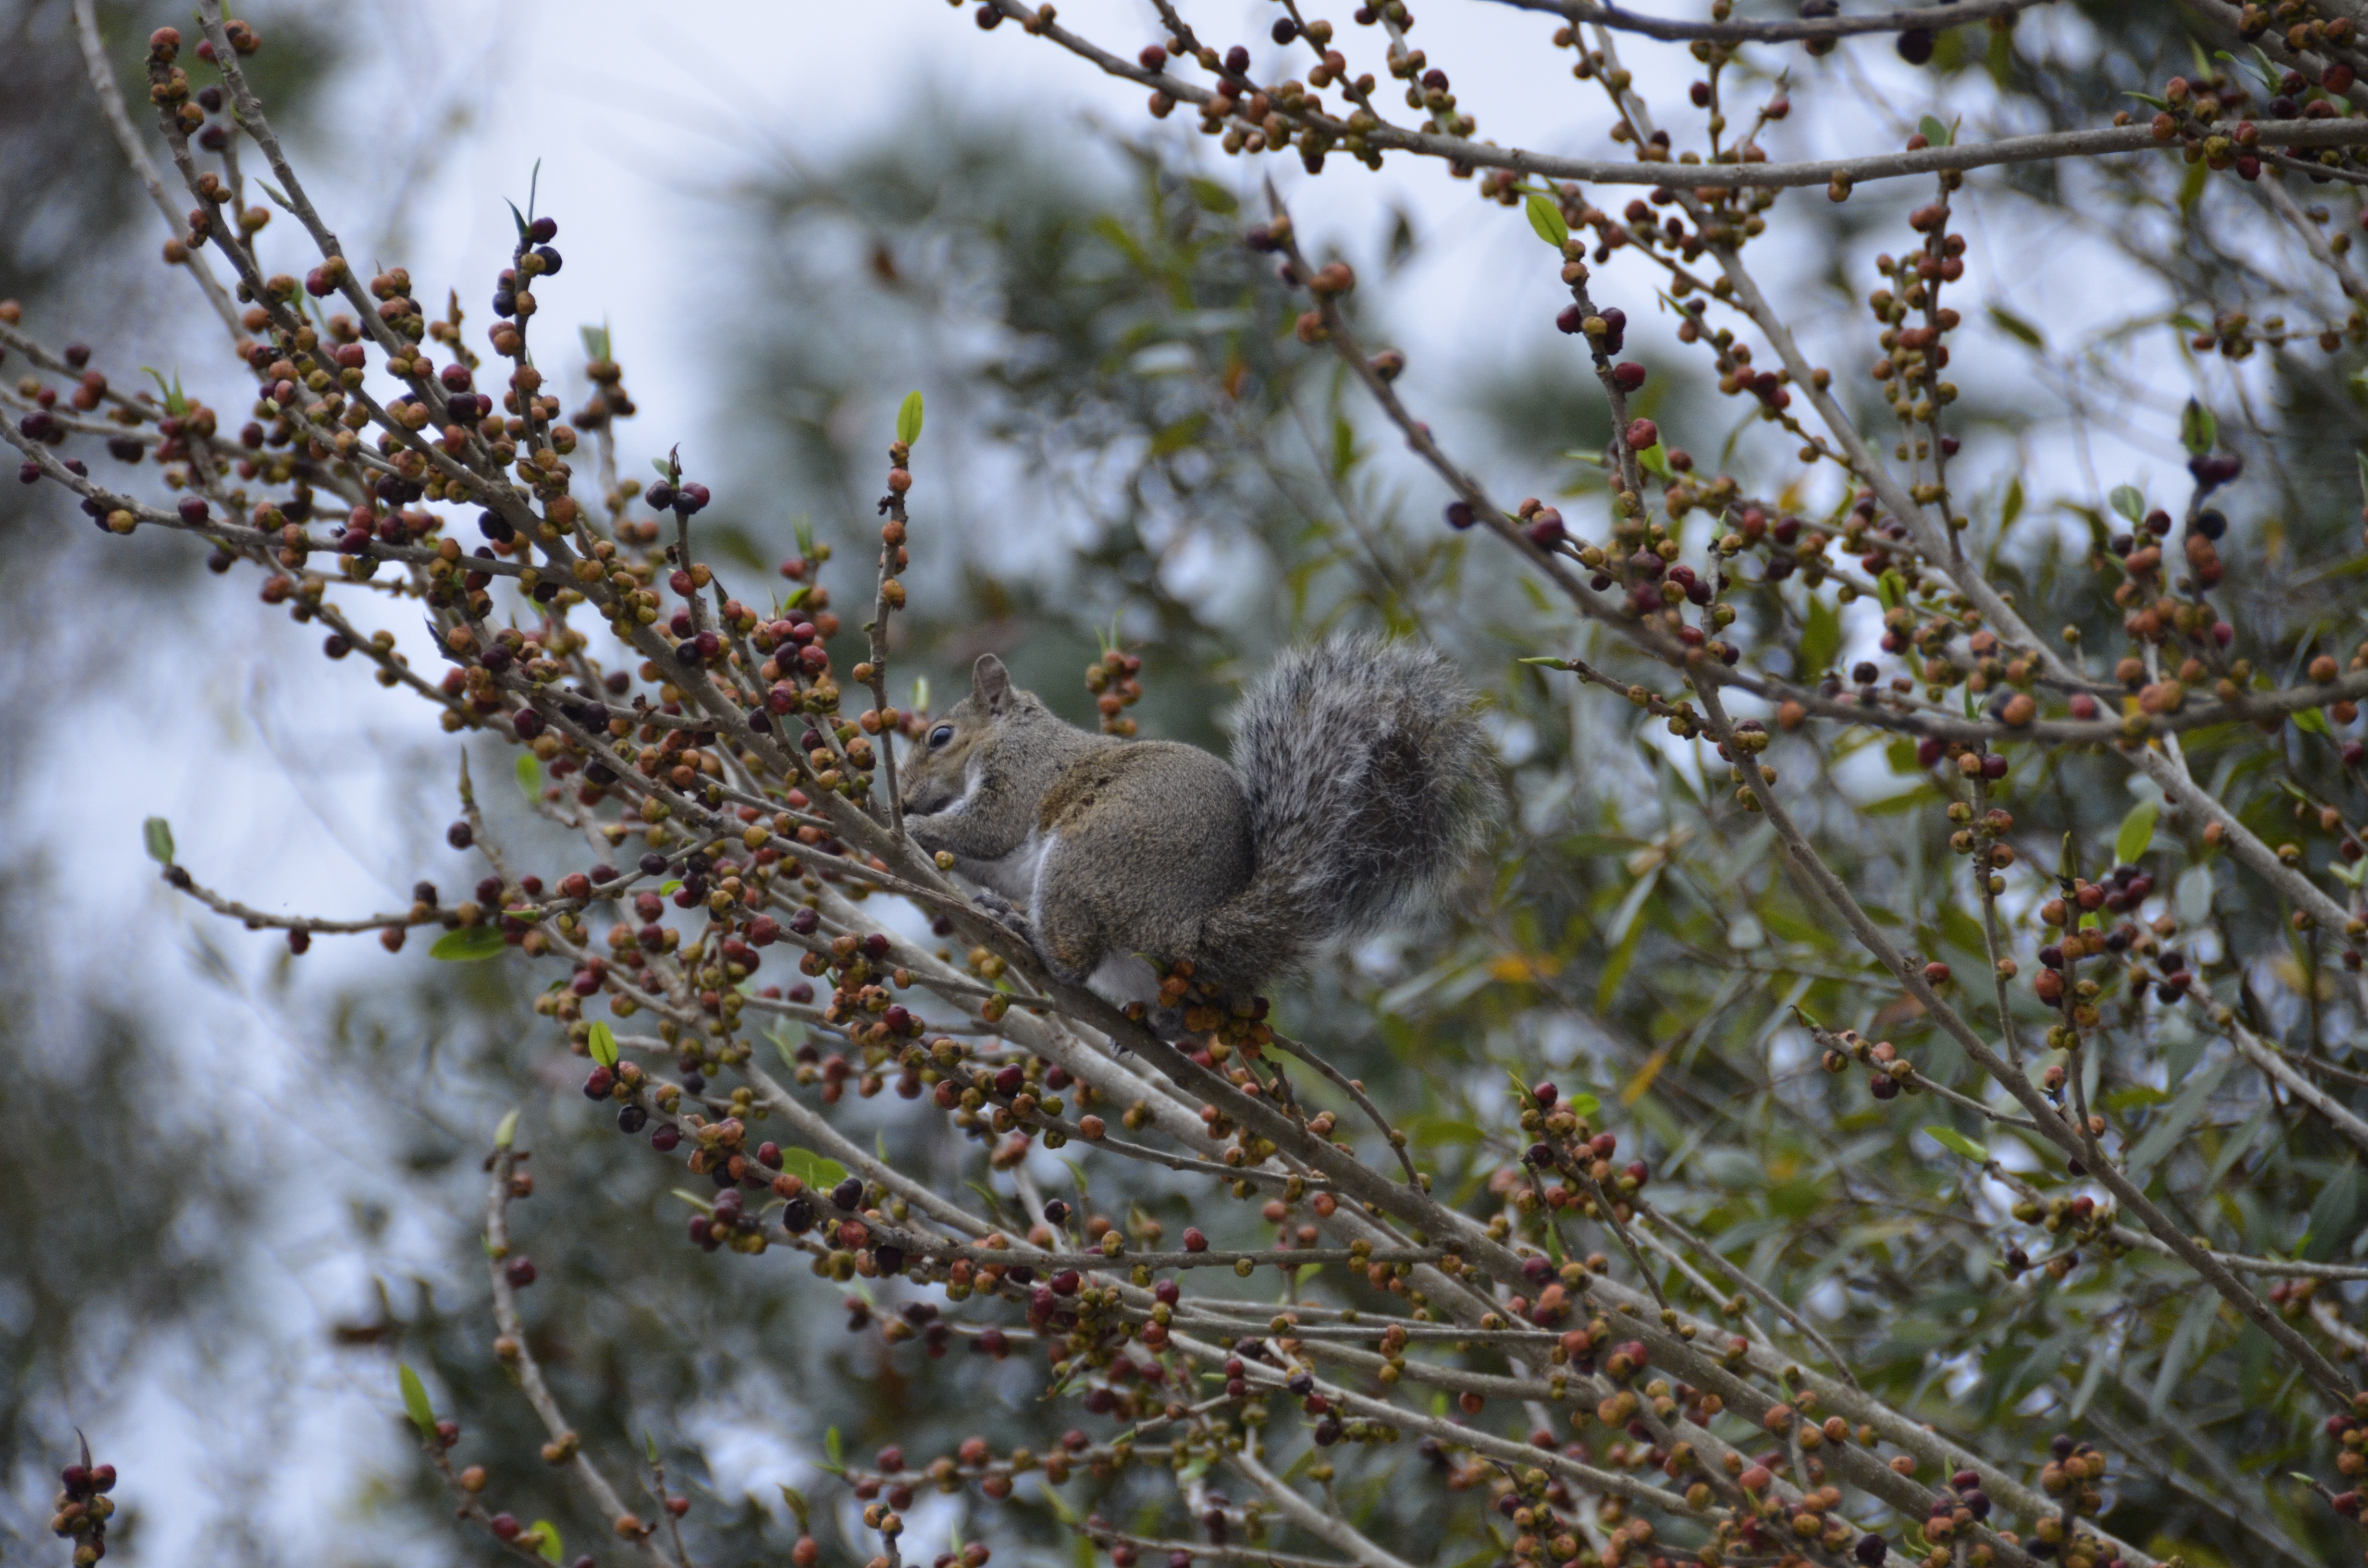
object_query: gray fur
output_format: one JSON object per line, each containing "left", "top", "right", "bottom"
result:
{"left": 900, "top": 638, "right": 1496, "bottom": 1006}
{"left": 1196, "top": 635, "right": 1497, "bottom": 993}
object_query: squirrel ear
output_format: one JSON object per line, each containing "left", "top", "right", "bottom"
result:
{"left": 973, "top": 653, "right": 1013, "bottom": 714}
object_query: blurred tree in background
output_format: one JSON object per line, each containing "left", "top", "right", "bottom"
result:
{"left": 12, "top": 3, "right": 2368, "bottom": 1568}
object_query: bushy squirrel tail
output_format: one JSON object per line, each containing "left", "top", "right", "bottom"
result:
{"left": 1192, "top": 635, "right": 1495, "bottom": 992}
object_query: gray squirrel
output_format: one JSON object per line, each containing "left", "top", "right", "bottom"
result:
{"left": 898, "top": 635, "right": 1496, "bottom": 1012}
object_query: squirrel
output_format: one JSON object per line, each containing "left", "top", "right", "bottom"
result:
{"left": 898, "top": 635, "right": 1496, "bottom": 1015}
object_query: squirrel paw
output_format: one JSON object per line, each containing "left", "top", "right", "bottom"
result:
{"left": 971, "top": 890, "right": 1038, "bottom": 946}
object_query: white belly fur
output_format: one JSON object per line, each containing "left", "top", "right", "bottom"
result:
{"left": 960, "top": 832, "right": 1047, "bottom": 904}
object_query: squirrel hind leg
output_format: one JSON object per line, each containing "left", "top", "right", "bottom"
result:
{"left": 1027, "top": 892, "right": 1110, "bottom": 990}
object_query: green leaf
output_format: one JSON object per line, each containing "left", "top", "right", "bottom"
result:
{"left": 1987, "top": 306, "right": 2043, "bottom": 349}
{"left": 1917, "top": 114, "right": 1953, "bottom": 147}
{"left": 2304, "top": 1158, "right": 2360, "bottom": 1262}
{"left": 646, "top": 1429, "right": 662, "bottom": 1466}
{"left": 2294, "top": 703, "right": 2330, "bottom": 735}
{"left": 515, "top": 753, "right": 543, "bottom": 799}
{"left": 2067, "top": 1335, "right": 2115, "bottom": 1420}
{"left": 824, "top": 1425, "right": 846, "bottom": 1473}
{"left": 2114, "top": 800, "right": 2159, "bottom": 867}
{"left": 1039, "top": 1479, "right": 1083, "bottom": 1524}
{"left": 660, "top": 879, "right": 683, "bottom": 894}
{"left": 1330, "top": 413, "right": 1357, "bottom": 480}
{"left": 652, "top": 456, "right": 676, "bottom": 480}
{"left": 1798, "top": 594, "right": 1841, "bottom": 677}
{"left": 2177, "top": 156, "right": 2208, "bottom": 214}
{"left": 2125, "top": 1054, "right": 2234, "bottom": 1181}
{"left": 2108, "top": 484, "right": 2146, "bottom": 525}
{"left": 1149, "top": 411, "right": 1208, "bottom": 456}
{"left": 2000, "top": 477, "right": 2023, "bottom": 530}
{"left": 398, "top": 1364, "right": 436, "bottom": 1438}
{"left": 431, "top": 926, "right": 508, "bottom": 961}
{"left": 142, "top": 367, "right": 190, "bottom": 416}
{"left": 142, "top": 816, "right": 175, "bottom": 864}
{"left": 777, "top": 1146, "right": 850, "bottom": 1189}
{"left": 2180, "top": 397, "right": 2218, "bottom": 457}
{"left": 2123, "top": 90, "right": 2170, "bottom": 110}
{"left": 896, "top": 390, "right": 925, "bottom": 447}
{"left": 2150, "top": 1289, "right": 2220, "bottom": 1417}
{"left": 779, "top": 1485, "right": 811, "bottom": 1531}
{"left": 580, "top": 322, "right": 613, "bottom": 363}
{"left": 532, "top": 1522, "right": 564, "bottom": 1564}
{"left": 1876, "top": 568, "right": 1906, "bottom": 611}
{"left": 494, "top": 1108, "right": 520, "bottom": 1148}
{"left": 1634, "top": 441, "right": 1672, "bottom": 480}
{"left": 1924, "top": 1126, "right": 1986, "bottom": 1162}
{"left": 1525, "top": 192, "right": 1569, "bottom": 250}
{"left": 1562, "top": 1092, "right": 1602, "bottom": 1119}
{"left": 506, "top": 198, "right": 531, "bottom": 242}
{"left": 588, "top": 1021, "right": 618, "bottom": 1069}
{"left": 1185, "top": 177, "right": 1239, "bottom": 214}
{"left": 2357, "top": 452, "right": 2368, "bottom": 514}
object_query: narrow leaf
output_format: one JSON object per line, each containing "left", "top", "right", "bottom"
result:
{"left": 1924, "top": 1126, "right": 1986, "bottom": 1162}
{"left": 143, "top": 816, "right": 175, "bottom": 864}
{"left": 398, "top": 1364, "right": 437, "bottom": 1437}
{"left": 896, "top": 390, "right": 925, "bottom": 447}
{"left": 533, "top": 1522, "right": 564, "bottom": 1564}
{"left": 1634, "top": 442, "right": 1672, "bottom": 480}
{"left": 515, "top": 753, "right": 543, "bottom": 799}
{"left": 588, "top": 1021, "right": 618, "bottom": 1069}
{"left": 2180, "top": 397, "right": 2217, "bottom": 457}
{"left": 2114, "top": 800, "right": 2159, "bottom": 867}
{"left": 1987, "top": 306, "right": 2043, "bottom": 348}
{"left": 431, "top": 926, "right": 508, "bottom": 961}
{"left": 2108, "top": 484, "right": 2146, "bottom": 525}
{"left": 493, "top": 1108, "right": 520, "bottom": 1148}
{"left": 1185, "top": 177, "right": 1239, "bottom": 214}
{"left": 1525, "top": 191, "right": 1569, "bottom": 249}
{"left": 1798, "top": 594, "right": 1842, "bottom": 677}
{"left": 824, "top": 1426, "right": 846, "bottom": 1472}
{"left": 2126, "top": 1059, "right": 2225, "bottom": 1183}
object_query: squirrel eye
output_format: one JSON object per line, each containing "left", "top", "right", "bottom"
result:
{"left": 929, "top": 723, "right": 954, "bottom": 748}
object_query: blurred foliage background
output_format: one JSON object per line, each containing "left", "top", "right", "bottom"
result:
{"left": 6, "top": 3, "right": 2368, "bottom": 1567}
